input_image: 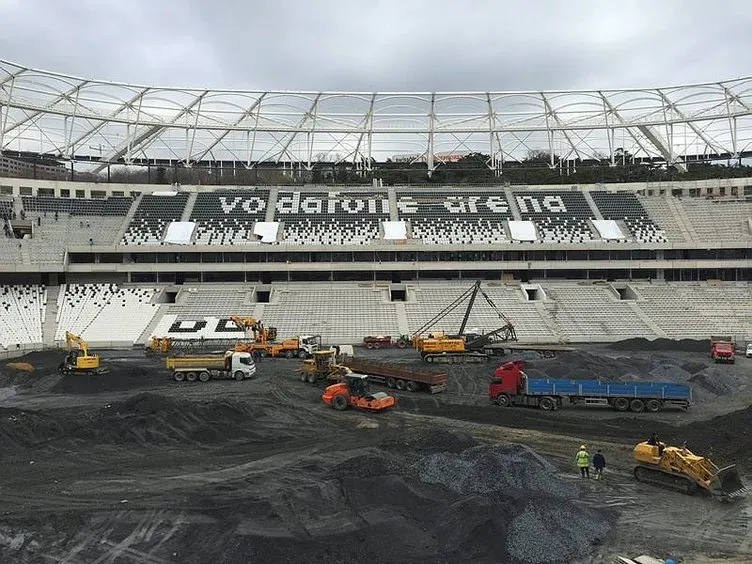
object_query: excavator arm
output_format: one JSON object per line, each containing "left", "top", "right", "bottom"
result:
{"left": 65, "top": 331, "right": 90, "bottom": 356}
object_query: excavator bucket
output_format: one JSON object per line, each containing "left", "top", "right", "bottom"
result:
{"left": 709, "top": 465, "right": 747, "bottom": 498}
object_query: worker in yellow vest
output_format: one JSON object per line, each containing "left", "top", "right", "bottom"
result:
{"left": 576, "top": 445, "right": 590, "bottom": 478}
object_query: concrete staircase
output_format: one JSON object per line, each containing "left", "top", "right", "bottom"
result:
{"left": 136, "top": 304, "right": 169, "bottom": 345}
{"left": 581, "top": 191, "right": 604, "bottom": 220}
{"left": 180, "top": 192, "right": 198, "bottom": 222}
{"left": 666, "top": 197, "right": 698, "bottom": 243}
{"left": 114, "top": 194, "right": 142, "bottom": 244}
{"left": 43, "top": 285, "right": 61, "bottom": 347}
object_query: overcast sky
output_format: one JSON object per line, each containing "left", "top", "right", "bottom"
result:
{"left": 0, "top": 0, "right": 750, "bottom": 92}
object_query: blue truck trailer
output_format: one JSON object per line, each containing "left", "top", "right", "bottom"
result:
{"left": 488, "top": 360, "right": 692, "bottom": 412}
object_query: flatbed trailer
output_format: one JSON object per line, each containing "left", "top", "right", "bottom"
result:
{"left": 342, "top": 357, "right": 448, "bottom": 393}
{"left": 489, "top": 360, "right": 691, "bottom": 412}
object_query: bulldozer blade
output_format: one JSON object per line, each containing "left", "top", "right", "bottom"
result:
{"left": 710, "top": 465, "right": 747, "bottom": 498}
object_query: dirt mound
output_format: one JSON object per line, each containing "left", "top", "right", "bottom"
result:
{"left": 51, "top": 364, "right": 157, "bottom": 394}
{"left": 380, "top": 427, "right": 479, "bottom": 455}
{"left": 176, "top": 438, "right": 614, "bottom": 564}
{"left": 73, "top": 393, "right": 268, "bottom": 446}
{"left": 681, "top": 406, "right": 752, "bottom": 465}
{"left": 0, "top": 393, "right": 286, "bottom": 450}
{"left": 0, "top": 408, "right": 66, "bottom": 451}
{"left": 608, "top": 337, "right": 709, "bottom": 352}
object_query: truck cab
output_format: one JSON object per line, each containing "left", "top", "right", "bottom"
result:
{"left": 488, "top": 360, "right": 526, "bottom": 400}
{"left": 229, "top": 351, "right": 256, "bottom": 377}
{"left": 299, "top": 335, "right": 321, "bottom": 356}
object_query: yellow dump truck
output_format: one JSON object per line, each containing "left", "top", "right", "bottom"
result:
{"left": 165, "top": 351, "right": 256, "bottom": 382}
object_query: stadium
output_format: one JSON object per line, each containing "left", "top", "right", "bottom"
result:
{"left": 1, "top": 58, "right": 752, "bottom": 564}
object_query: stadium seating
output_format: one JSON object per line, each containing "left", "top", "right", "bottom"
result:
{"left": 261, "top": 285, "right": 400, "bottom": 342}
{"left": 396, "top": 190, "right": 512, "bottom": 244}
{"left": 0, "top": 285, "right": 46, "bottom": 350}
{"left": 0, "top": 198, "right": 13, "bottom": 220}
{"left": 590, "top": 191, "right": 668, "bottom": 243}
{"left": 121, "top": 192, "right": 190, "bottom": 245}
{"left": 637, "top": 196, "right": 688, "bottom": 243}
{"left": 22, "top": 196, "right": 133, "bottom": 216}
{"left": 631, "top": 282, "right": 752, "bottom": 338}
{"left": 190, "top": 189, "right": 269, "bottom": 245}
{"left": 542, "top": 284, "right": 656, "bottom": 341}
{"left": 404, "top": 282, "right": 556, "bottom": 342}
{"left": 274, "top": 191, "right": 389, "bottom": 245}
{"left": 676, "top": 198, "right": 752, "bottom": 243}
{"left": 54, "top": 284, "right": 160, "bottom": 344}
{"left": 512, "top": 190, "right": 595, "bottom": 243}
{"left": 166, "top": 286, "right": 256, "bottom": 319}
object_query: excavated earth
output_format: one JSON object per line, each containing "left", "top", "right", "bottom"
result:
{"left": 0, "top": 342, "right": 751, "bottom": 563}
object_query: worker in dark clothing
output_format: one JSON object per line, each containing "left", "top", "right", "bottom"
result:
{"left": 647, "top": 433, "right": 665, "bottom": 455}
{"left": 592, "top": 450, "right": 606, "bottom": 480}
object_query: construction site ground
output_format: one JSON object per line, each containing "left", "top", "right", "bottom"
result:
{"left": 1, "top": 341, "right": 752, "bottom": 563}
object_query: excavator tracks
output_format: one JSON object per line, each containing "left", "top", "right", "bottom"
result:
{"left": 633, "top": 465, "right": 699, "bottom": 495}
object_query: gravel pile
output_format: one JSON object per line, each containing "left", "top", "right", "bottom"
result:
{"left": 608, "top": 337, "right": 709, "bottom": 352}
{"left": 506, "top": 500, "right": 612, "bottom": 564}
{"left": 412, "top": 443, "right": 577, "bottom": 498}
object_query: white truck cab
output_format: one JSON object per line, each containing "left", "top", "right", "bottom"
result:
{"left": 299, "top": 335, "right": 321, "bottom": 356}
{"left": 746, "top": 343, "right": 752, "bottom": 358}
{"left": 230, "top": 351, "right": 257, "bottom": 378}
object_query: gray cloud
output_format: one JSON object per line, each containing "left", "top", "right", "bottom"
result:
{"left": 0, "top": 0, "right": 750, "bottom": 92}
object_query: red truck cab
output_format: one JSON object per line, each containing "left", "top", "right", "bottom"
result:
{"left": 488, "top": 360, "right": 526, "bottom": 401}
{"left": 710, "top": 338, "right": 735, "bottom": 364}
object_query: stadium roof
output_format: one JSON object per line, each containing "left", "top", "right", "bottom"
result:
{"left": 2, "top": 59, "right": 752, "bottom": 172}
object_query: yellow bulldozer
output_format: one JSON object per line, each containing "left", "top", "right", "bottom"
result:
{"left": 633, "top": 440, "right": 746, "bottom": 499}
{"left": 297, "top": 349, "right": 351, "bottom": 384}
{"left": 59, "top": 331, "right": 109, "bottom": 375}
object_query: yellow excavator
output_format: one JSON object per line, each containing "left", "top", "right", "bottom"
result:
{"left": 59, "top": 331, "right": 109, "bottom": 375}
{"left": 633, "top": 441, "right": 746, "bottom": 499}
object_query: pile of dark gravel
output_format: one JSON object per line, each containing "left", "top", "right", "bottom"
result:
{"left": 608, "top": 337, "right": 709, "bottom": 353}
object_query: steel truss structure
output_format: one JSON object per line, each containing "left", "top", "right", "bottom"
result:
{"left": 2, "top": 59, "right": 752, "bottom": 174}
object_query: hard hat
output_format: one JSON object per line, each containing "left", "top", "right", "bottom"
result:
{"left": 580, "top": 445, "right": 587, "bottom": 450}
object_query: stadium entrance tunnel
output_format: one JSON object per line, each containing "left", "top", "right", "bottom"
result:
{"left": 521, "top": 283, "right": 546, "bottom": 301}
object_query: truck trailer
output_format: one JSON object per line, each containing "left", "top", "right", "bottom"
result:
{"left": 488, "top": 360, "right": 691, "bottom": 412}
{"left": 165, "top": 351, "right": 256, "bottom": 382}
{"left": 342, "top": 357, "right": 448, "bottom": 393}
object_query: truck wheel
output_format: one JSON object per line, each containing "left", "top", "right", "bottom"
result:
{"left": 173, "top": 371, "right": 185, "bottom": 382}
{"left": 332, "top": 394, "right": 348, "bottom": 411}
{"left": 366, "top": 342, "right": 374, "bottom": 349}
{"left": 538, "top": 396, "right": 556, "bottom": 411}
{"left": 395, "top": 379, "right": 406, "bottom": 391}
{"left": 613, "top": 397, "right": 630, "bottom": 412}
{"left": 198, "top": 371, "right": 210, "bottom": 383}
{"left": 406, "top": 380, "right": 419, "bottom": 392}
{"left": 258, "top": 350, "right": 268, "bottom": 358}
{"left": 396, "top": 340, "right": 407, "bottom": 349}
{"left": 298, "top": 350, "right": 308, "bottom": 359}
{"left": 629, "top": 399, "right": 645, "bottom": 413}
{"left": 306, "top": 373, "right": 316, "bottom": 384}
{"left": 234, "top": 371, "right": 245, "bottom": 381}
{"left": 299, "top": 372, "right": 308, "bottom": 382}
{"left": 495, "top": 393, "right": 511, "bottom": 407}
{"left": 645, "top": 399, "right": 662, "bottom": 413}
{"left": 285, "top": 350, "right": 295, "bottom": 359}
{"left": 186, "top": 372, "right": 198, "bottom": 382}
{"left": 373, "top": 342, "right": 381, "bottom": 349}
{"left": 386, "top": 377, "right": 396, "bottom": 388}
